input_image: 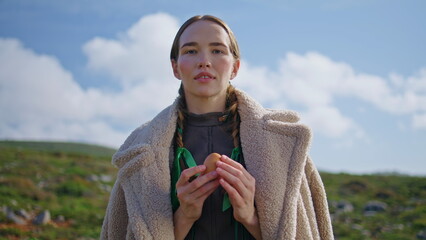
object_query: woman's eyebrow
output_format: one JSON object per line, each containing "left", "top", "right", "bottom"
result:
{"left": 181, "top": 42, "right": 197, "bottom": 49}
{"left": 180, "top": 42, "right": 227, "bottom": 49}
{"left": 209, "top": 42, "right": 227, "bottom": 48}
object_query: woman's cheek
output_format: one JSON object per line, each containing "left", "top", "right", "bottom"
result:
{"left": 216, "top": 58, "right": 235, "bottom": 77}
{"left": 177, "top": 58, "right": 193, "bottom": 78}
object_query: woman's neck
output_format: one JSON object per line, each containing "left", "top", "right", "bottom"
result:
{"left": 185, "top": 94, "right": 226, "bottom": 114}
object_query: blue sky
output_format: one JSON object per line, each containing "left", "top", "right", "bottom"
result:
{"left": 1, "top": 0, "right": 425, "bottom": 175}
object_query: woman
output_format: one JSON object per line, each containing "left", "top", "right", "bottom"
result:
{"left": 101, "top": 15, "right": 333, "bottom": 240}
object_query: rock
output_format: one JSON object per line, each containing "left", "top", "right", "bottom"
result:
{"left": 16, "top": 209, "right": 31, "bottom": 220}
{"left": 336, "top": 200, "right": 354, "bottom": 213}
{"left": 6, "top": 207, "right": 26, "bottom": 225}
{"left": 99, "top": 183, "right": 112, "bottom": 192}
{"left": 99, "top": 175, "right": 113, "bottom": 182}
{"left": 87, "top": 174, "right": 113, "bottom": 182}
{"left": 33, "top": 210, "right": 51, "bottom": 225}
{"left": 37, "top": 180, "right": 48, "bottom": 188}
{"left": 418, "top": 229, "right": 426, "bottom": 239}
{"left": 364, "top": 201, "right": 387, "bottom": 216}
{"left": 87, "top": 175, "right": 99, "bottom": 182}
{"left": 55, "top": 215, "right": 65, "bottom": 222}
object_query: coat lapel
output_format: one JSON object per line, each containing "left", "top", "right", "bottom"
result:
{"left": 114, "top": 100, "right": 179, "bottom": 240}
{"left": 236, "top": 90, "right": 312, "bottom": 239}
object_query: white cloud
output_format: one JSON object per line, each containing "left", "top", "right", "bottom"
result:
{"left": 236, "top": 51, "right": 426, "bottom": 137}
{"left": 83, "top": 12, "right": 179, "bottom": 87}
{"left": 0, "top": 38, "right": 127, "bottom": 147}
{"left": 0, "top": 13, "right": 182, "bottom": 147}
{"left": 413, "top": 113, "right": 426, "bottom": 129}
{"left": 1, "top": 12, "right": 425, "bottom": 149}
{"left": 301, "top": 106, "right": 360, "bottom": 138}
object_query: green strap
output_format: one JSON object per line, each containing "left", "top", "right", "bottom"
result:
{"left": 171, "top": 147, "right": 198, "bottom": 212}
{"left": 171, "top": 147, "right": 241, "bottom": 212}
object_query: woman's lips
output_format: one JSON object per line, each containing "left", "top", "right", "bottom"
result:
{"left": 194, "top": 72, "right": 215, "bottom": 82}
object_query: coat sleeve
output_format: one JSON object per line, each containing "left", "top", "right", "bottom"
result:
{"left": 298, "top": 156, "right": 334, "bottom": 240}
{"left": 100, "top": 180, "right": 130, "bottom": 239}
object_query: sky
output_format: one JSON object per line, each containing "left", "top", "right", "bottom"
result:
{"left": 0, "top": 0, "right": 425, "bottom": 175}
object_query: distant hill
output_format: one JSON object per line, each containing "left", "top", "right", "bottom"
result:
{"left": 0, "top": 140, "right": 116, "bottom": 157}
{"left": 0, "top": 141, "right": 425, "bottom": 240}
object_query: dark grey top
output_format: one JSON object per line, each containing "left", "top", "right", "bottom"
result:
{"left": 182, "top": 112, "right": 254, "bottom": 240}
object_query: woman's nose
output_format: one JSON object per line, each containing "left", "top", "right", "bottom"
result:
{"left": 197, "top": 53, "right": 211, "bottom": 68}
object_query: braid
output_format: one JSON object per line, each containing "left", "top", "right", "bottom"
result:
{"left": 175, "top": 84, "right": 186, "bottom": 148}
{"left": 225, "top": 84, "right": 241, "bottom": 148}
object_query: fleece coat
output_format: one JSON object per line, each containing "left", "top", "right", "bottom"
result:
{"left": 100, "top": 89, "right": 334, "bottom": 240}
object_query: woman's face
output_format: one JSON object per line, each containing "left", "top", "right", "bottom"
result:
{"left": 172, "top": 20, "right": 240, "bottom": 107}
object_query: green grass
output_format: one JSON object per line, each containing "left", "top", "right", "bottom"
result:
{"left": 322, "top": 172, "right": 426, "bottom": 239}
{"left": 0, "top": 141, "right": 425, "bottom": 239}
{"left": 0, "top": 141, "right": 117, "bottom": 239}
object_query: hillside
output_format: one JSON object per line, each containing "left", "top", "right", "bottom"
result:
{"left": 0, "top": 141, "right": 117, "bottom": 239}
{"left": 0, "top": 141, "right": 425, "bottom": 239}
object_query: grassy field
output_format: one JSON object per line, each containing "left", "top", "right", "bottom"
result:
{"left": 0, "top": 141, "right": 117, "bottom": 240}
{"left": 0, "top": 140, "right": 425, "bottom": 239}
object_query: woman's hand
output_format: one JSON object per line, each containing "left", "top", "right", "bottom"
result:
{"left": 216, "top": 155, "right": 262, "bottom": 239}
{"left": 175, "top": 165, "right": 220, "bottom": 221}
{"left": 174, "top": 165, "right": 220, "bottom": 239}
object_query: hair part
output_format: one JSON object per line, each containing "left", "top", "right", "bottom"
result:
{"left": 170, "top": 15, "right": 240, "bottom": 61}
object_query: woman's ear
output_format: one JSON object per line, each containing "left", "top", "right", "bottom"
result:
{"left": 171, "top": 60, "right": 181, "bottom": 80}
{"left": 230, "top": 60, "right": 240, "bottom": 80}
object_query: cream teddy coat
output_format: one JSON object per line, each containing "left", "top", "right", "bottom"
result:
{"left": 101, "top": 89, "right": 334, "bottom": 240}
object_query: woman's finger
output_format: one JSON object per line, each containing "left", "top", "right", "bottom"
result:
{"left": 176, "top": 165, "right": 206, "bottom": 186}
{"left": 187, "top": 171, "right": 220, "bottom": 197}
{"left": 217, "top": 167, "right": 249, "bottom": 198}
{"left": 217, "top": 156, "right": 254, "bottom": 190}
{"left": 219, "top": 178, "right": 243, "bottom": 203}
{"left": 177, "top": 170, "right": 219, "bottom": 201}
{"left": 219, "top": 155, "right": 251, "bottom": 179}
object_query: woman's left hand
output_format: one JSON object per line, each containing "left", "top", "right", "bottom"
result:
{"left": 216, "top": 155, "right": 257, "bottom": 225}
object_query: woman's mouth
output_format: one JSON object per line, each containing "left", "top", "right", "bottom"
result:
{"left": 194, "top": 72, "right": 215, "bottom": 82}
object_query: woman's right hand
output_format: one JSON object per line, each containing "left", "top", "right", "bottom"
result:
{"left": 175, "top": 165, "right": 220, "bottom": 221}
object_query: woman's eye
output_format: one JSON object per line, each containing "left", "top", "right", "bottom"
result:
{"left": 212, "top": 49, "right": 223, "bottom": 54}
{"left": 185, "top": 50, "right": 197, "bottom": 54}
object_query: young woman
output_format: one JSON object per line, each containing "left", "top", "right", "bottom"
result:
{"left": 101, "top": 15, "right": 333, "bottom": 240}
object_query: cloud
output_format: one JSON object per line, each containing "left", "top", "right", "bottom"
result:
{"left": 1, "top": 12, "right": 425, "bottom": 149}
{"left": 83, "top": 12, "right": 179, "bottom": 87}
{"left": 0, "top": 38, "right": 127, "bottom": 147}
{"left": 235, "top": 52, "right": 426, "bottom": 138}
{"left": 82, "top": 12, "right": 181, "bottom": 126}
{"left": 413, "top": 113, "right": 426, "bottom": 130}
{"left": 0, "top": 13, "right": 182, "bottom": 147}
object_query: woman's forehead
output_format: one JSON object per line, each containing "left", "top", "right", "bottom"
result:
{"left": 179, "top": 20, "right": 230, "bottom": 47}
